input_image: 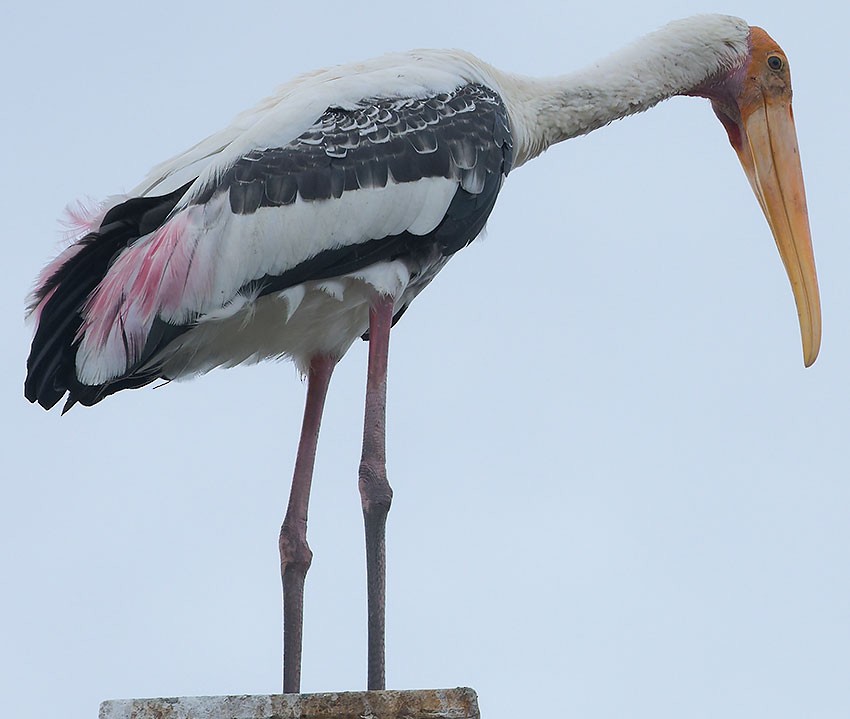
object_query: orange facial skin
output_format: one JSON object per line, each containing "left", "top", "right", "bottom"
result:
{"left": 698, "top": 27, "right": 820, "bottom": 366}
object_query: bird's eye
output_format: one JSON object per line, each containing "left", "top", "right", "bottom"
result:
{"left": 767, "top": 55, "right": 784, "bottom": 71}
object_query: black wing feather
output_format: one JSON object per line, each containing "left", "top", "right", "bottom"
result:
{"left": 24, "top": 182, "right": 193, "bottom": 410}
{"left": 195, "top": 83, "right": 512, "bottom": 212}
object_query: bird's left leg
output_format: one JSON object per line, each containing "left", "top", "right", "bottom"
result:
{"left": 280, "top": 354, "right": 337, "bottom": 693}
{"left": 359, "top": 293, "right": 395, "bottom": 690}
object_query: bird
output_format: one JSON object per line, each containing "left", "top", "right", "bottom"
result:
{"left": 25, "top": 14, "right": 820, "bottom": 694}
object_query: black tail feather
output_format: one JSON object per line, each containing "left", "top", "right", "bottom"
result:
{"left": 25, "top": 182, "right": 194, "bottom": 410}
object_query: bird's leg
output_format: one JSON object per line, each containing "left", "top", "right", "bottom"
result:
{"left": 360, "top": 293, "right": 395, "bottom": 690}
{"left": 280, "top": 354, "right": 337, "bottom": 693}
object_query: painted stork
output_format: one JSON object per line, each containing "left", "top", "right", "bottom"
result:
{"left": 25, "top": 15, "right": 820, "bottom": 693}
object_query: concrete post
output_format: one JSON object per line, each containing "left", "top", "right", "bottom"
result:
{"left": 100, "top": 687, "right": 480, "bottom": 719}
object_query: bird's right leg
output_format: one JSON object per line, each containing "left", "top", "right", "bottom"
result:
{"left": 359, "top": 294, "right": 395, "bottom": 690}
{"left": 280, "top": 354, "right": 337, "bottom": 693}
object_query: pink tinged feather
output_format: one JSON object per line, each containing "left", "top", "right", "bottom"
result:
{"left": 26, "top": 195, "right": 130, "bottom": 323}
{"left": 60, "top": 194, "right": 130, "bottom": 241}
{"left": 76, "top": 209, "right": 201, "bottom": 385}
{"left": 61, "top": 198, "right": 106, "bottom": 240}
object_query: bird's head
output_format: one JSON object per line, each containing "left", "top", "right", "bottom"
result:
{"left": 696, "top": 26, "right": 821, "bottom": 366}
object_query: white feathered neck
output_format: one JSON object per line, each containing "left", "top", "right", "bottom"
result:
{"left": 498, "top": 14, "right": 751, "bottom": 165}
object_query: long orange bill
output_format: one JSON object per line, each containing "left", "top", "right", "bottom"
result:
{"left": 733, "top": 83, "right": 821, "bottom": 366}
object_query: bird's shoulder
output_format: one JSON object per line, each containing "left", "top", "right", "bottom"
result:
{"left": 135, "top": 49, "right": 511, "bottom": 200}
{"left": 192, "top": 81, "right": 513, "bottom": 215}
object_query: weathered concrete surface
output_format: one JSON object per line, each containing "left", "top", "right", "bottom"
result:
{"left": 99, "top": 687, "right": 480, "bottom": 719}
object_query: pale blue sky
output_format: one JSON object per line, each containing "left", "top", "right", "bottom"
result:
{"left": 2, "top": 1, "right": 848, "bottom": 717}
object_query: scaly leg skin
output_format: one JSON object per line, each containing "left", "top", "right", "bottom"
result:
{"left": 359, "top": 294, "right": 395, "bottom": 691}
{"left": 280, "top": 355, "right": 337, "bottom": 693}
